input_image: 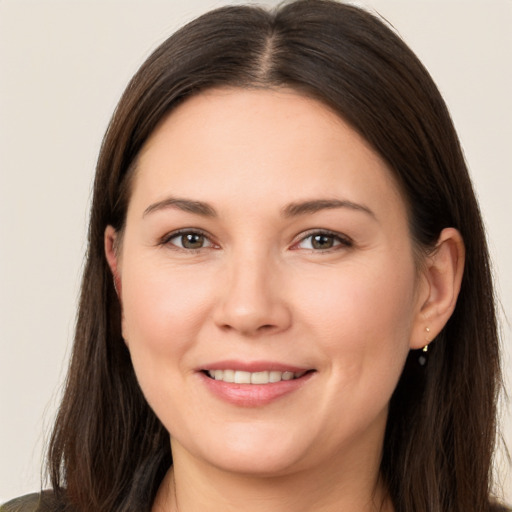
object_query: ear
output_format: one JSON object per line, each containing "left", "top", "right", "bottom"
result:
{"left": 105, "top": 225, "right": 128, "bottom": 342}
{"left": 105, "top": 225, "right": 122, "bottom": 298}
{"left": 410, "top": 227, "right": 465, "bottom": 349}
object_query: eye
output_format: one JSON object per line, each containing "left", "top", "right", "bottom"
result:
{"left": 294, "top": 231, "right": 352, "bottom": 251}
{"left": 163, "top": 230, "right": 215, "bottom": 250}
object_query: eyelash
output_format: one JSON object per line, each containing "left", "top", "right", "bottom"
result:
{"left": 292, "top": 229, "right": 353, "bottom": 252}
{"left": 159, "top": 229, "right": 353, "bottom": 252}
{"left": 160, "top": 229, "right": 217, "bottom": 251}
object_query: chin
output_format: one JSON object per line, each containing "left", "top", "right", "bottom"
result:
{"left": 206, "top": 450, "right": 307, "bottom": 478}
{"left": 173, "top": 423, "right": 313, "bottom": 477}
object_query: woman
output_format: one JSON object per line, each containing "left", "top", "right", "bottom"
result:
{"left": 2, "top": 1, "right": 508, "bottom": 511}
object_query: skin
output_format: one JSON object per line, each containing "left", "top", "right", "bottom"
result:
{"left": 105, "top": 88, "right": 464, "bottom": 512}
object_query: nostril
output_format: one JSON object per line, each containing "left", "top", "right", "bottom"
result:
{"left": 212, "top": 297, "right": 292, "bottom": 336}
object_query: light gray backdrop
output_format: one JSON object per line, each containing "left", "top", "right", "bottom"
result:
{"left": 1, "top": 0, "right": 511, "bottom": 503}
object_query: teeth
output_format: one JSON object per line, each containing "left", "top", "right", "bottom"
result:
{"left": 207, "top": 369, "right": 306, "bottom": 384}
{"left": 269, "top": 371, "right": 282, "bottom": 383}
{"left": 251, "top": 371, "right": 269, "bottom": 384}
{"left": 223, "top": 369, "right": 235, "bottom": 383}
{"left": 234, "top": 371, "right": 251, "bottom": 384}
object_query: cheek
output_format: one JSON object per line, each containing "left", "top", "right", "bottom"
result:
{"left": 119, "top": 257, "right": 218, "bottom": 425}
{"left": 120, "top": 256, "right": 215, "bottom": 357}
{"left": 296, "top": 257, "right": 417, "bottom": 381}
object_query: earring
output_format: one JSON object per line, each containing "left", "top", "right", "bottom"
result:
{"left": 418, "top": 327, "right": 431, "bottom": 367}
{"left": 418, "top": 344, "right": 429, "bottom": 367}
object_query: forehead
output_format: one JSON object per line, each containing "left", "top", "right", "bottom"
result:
{"left": 139, "top": 87, "right": 379, "bottom": 169}
{"left": 129, "top": 87, "right": 406, "bottom": 221}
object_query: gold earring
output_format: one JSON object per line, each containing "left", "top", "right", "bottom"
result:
{"left": 418, "top": 344, "right": 429, "bottom": 367}
{"left": 418, "top": 327, "right": 431, "bottom": 367}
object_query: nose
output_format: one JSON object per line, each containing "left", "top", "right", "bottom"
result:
{"left": 212, "top": 250, "right": 292, "bottom": 337}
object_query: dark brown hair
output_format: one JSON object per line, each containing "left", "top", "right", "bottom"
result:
{"left": 46, "top": 1, "right": 503, "bottom": 511}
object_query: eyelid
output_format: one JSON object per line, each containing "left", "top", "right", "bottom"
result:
{"left": 291, "top": 229, "right": 353, "bottom": 251}
{"left": 160, "top": 228, "right": 218, "bottom": 250}
{"left": 158, "top": 228, "right": 351, "bottom": 252}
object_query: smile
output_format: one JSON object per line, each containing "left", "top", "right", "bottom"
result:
{"left": 200, "top": 367, "right": 315, "bottom": 406}
{"left": 206, "top": 369, "right": 308, "bottom": 384}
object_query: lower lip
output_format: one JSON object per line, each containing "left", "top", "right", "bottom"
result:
{"left": 199, "top": 372, "right": 314, "bottom": 407}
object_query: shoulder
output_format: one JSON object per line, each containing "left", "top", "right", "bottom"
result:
{"left": 1, "top": 492, "right": 63, "bottom": 512}
{"left": 490, "top": 502, "right": 511, "bottom": 512}
{"left": 1, "top": 493, "right": 41, "bottom": 512}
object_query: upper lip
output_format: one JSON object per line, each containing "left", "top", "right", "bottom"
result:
{"left": 199, "top": 360, "right": 313, "bottom": 373}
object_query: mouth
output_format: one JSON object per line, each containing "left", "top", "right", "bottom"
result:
{"left": 203, "top": 369, "right": 311, "bottom": 384}
{"left": 198, "top": 362, "right": 316, "bottom": 406}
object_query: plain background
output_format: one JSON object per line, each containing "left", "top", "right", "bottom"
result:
{"left": 1, "top": 0, "right": 511, "bottom": 504}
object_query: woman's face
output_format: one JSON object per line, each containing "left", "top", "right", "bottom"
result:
{"left": 109, "top": 88, "right": 430, "bottom": 477}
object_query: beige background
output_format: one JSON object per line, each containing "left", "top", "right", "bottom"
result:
{"left": 1, "top": 0, "right": 510, "bottom": 504}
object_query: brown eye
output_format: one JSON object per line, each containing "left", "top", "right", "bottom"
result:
{"left": 311, "top": 234, "right": 335, "bottom": 249}
{"left": 295, "top": 231, "right": 352, "bottom": 251}
{"left": 181, "top": 233, "right": 205, "bottom": 249}
{"left": 166, "top": 231, "right": 213, "bottom": 250}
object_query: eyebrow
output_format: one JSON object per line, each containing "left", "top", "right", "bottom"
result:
{"left": 143, "top": 197, "right": 217, "bottom": 218}
{"left": 143, "top": 196, "right": 375, "bottom": 220}
{"left": 282, "top": 199, "right": 376, "bottom": 219}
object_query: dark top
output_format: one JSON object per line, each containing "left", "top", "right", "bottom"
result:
{"left": 0, "top": 493, "right": 62, "bottom": 512}
{"left": 2, "top": 492, "right": 510, "bottom": 512}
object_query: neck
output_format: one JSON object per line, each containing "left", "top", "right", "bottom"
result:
{"left": 153, "top": 441, "right": 392, "bottom": 512}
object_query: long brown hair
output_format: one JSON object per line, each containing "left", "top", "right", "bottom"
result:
{"left": 46, "top": 1, "right": 503, "bottom": 511}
